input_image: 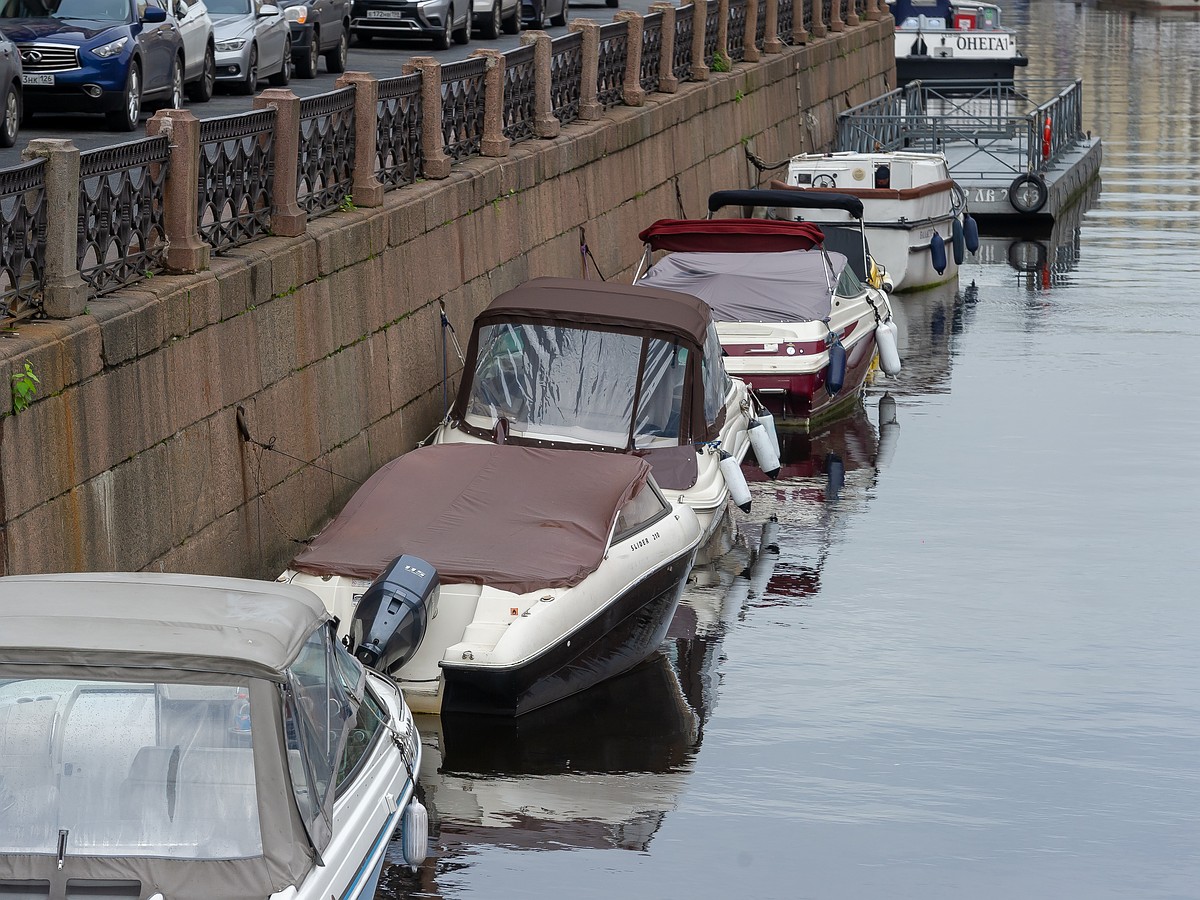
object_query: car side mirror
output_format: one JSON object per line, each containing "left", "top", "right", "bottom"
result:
{"left": 142, "top": 4, "right": 167, "bottom": 20}
{"left": 258, "top": 3, "right": 280, "bottom": 14}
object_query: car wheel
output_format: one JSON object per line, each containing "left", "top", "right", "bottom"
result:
{"left": 452, "top": 4, "right": 470, "bottom": 43}
{"left": 324, "top": 26, "right": 348, "bottom": 73}
{"left": 501, "top": 0, "right": 519, "bottom": 33}
{"left": 524, "top": 0, "right": 544, "bottom": 30}
{"left": 236, "top": 44, "right": 259, "bottom": 94}
{"left": 295, "top": 28, "right": 317, "bottom": 78}
{"left": 479, "top": 0, "right": 501, "bottom": 39}
{"left": 186, "top": 42, "right": 215, "bottom": 102}
{"left": 434, "top": 7, "right": 452, "bottom": 49}
{"left": 549, "top": 0, "right": 566, "bottom": 26}
{"left": 106, "top": 61, "right": 141, "bottom": 131}
{"left": 168, "top": 56, "right": 184, "bottom": 109}
{"left": 0, "top": 84, "right": 19, "bottom": 149}
{"left": 269, "top": 37, "right": 292, "bottom": 85}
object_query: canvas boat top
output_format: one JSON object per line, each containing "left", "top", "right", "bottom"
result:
{"left": 291, "top": 444, "right": 653, "bottom": 595}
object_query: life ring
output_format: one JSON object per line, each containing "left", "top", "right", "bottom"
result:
{"left": 1008, "top": 173, "right": 1048, "bottom": 215}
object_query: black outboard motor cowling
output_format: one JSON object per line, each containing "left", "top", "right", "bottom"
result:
{"left": 350, "top": 555, "right": 440, "bottom": 673}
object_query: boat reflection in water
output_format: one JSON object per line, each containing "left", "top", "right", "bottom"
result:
{"left": 885, "top": 278, "right": 979, "bottom": 398}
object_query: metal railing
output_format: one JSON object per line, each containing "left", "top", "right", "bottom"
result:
{"left": 597, "top": 20, "right": 630, "bottom": 109}
{"left": 376, "top": 73, "right": 424, "bottom": 189}
{"left": 641, "top": 12, "right": 664, "bottom": 94}
{"left": 503, "top": 43, "right": 538, "bottom": 143}
{"left": 550, "top": 30, "right": 584, "bottom": 126}
{"left": 674, "top": 3, "right": 695, "bottom": 79}
{"left": 441, "top": 57, "right": 488, "bottom": 161}
{"left": 198, "top": 109, "right": 275, "bottom": 253}
{"left": 298, "top": 87, "right": 355, "bottom": 216}
{"left": 0, "top": 159, "right": 45, "bottom": 319}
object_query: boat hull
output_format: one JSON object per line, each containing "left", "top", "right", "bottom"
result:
{"left": 439, "top": 546, "right": 697, "bottom": 716}
{"left": 896, "top": 49, "right": 1028, "bottom": 84}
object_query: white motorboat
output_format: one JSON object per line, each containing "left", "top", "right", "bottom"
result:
{"left": 776, "top": 151, "right": 981, "bottom": 292}
{"left": 889, "top": 0, "right": 1028, "bottom": 84}
{"left": 282, "top": 442, "right": 703, "bottom": 716}
{"left": 0, "top": 572, "right": 427, "bottom": 900}
{"left": 635, "top": 189, "right": 901, "bottom": 427}
{"left": 429, "top": 276, "right": 772, "bottom": 542}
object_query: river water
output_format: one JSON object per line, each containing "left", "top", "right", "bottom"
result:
{"left": 382, "top": 4, "right": 1200, "bottom": 897}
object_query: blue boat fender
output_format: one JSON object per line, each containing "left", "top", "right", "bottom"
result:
{"left": 826, "top": 338, "right": 847, "bottom": 395}
{"left": 930, "top": 230, "right": 947, "bottom": 275}
{"left": 963, "top": 213, "right": 980, "bottom": 254}
{"left": 951, "top": 217, "right": 966, "bottom": 266}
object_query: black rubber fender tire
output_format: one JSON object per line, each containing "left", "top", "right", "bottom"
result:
{"left": 1009, "top": 173, "right": 1048, "bottom": 215}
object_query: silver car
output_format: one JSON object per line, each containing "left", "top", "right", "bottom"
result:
{"left": 211, "top": 0, "right": 290, "bottom": 94}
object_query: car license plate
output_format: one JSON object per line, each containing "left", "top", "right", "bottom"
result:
{"left": 21, "top": 73, "right": 54, "bottom": 86}
{"left": 366, "top": 9, "right": 403, "bottom": 17}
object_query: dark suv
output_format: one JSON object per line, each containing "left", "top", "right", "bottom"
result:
{"left": 276, "top": 0, "right": 347, "bottom": 77}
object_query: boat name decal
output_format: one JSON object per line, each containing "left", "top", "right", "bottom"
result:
{"left": 955, "top": 35, "right": 1010, "bottom": 52}
{"left": 972, "top": 187, "right": 1010, "bottom": 203}
{"left": 629, "top": 532, "right": 661, "bottom": 551}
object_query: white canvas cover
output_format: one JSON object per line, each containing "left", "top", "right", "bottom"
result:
{"left": 639, "top": 249, "right": 847, "bottom": 324}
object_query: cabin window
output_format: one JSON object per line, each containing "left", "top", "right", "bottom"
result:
{"left": 611, "top": 480, "right": 670, "bottom": 543}
{"left": 834, "top": 262, "right": 865, "bottom": 299}
{"left": 634, "top": 341, "right": 688, "bottom": 446}
{"left": 336, "top": 684, "right": 390, "bottom": 789}
{"left": 701, "top": 324, "right": 732, "bottom": 429}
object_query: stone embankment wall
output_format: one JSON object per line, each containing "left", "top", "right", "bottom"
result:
{"left": 0, "top": 21, "right": 893, "bottom": 578}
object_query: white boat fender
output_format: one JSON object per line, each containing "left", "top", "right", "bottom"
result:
{"left": 401, "top": 796, "right": 430, "bottom": 872}
{"left": 876, "top": 317, "right": 902, "bottom": 377}
{"left": 719, "top": 450, "right": 752, "bottom": 513}
{"left": 876, "top": 393, "right": 900, "bottom": 468}
{"left": 755, "top": 408, "right": 781, "bottom": 459}
{"left": 930, "top": 230, "right": 947, "bottom": 275}
{"left": 748, "top": 419, "right": 781, "bottom": 479}
{"left": 951, "top": 217, "right": 966, "bottom": 266}
{"left": 963, "top": 213, "right": 980, "bottom": 254}
{"left": 825, "top": 452, "right": 845, "bottom": 503}
{"left": 826, "top": 337, "right": 847, "bottom": 395}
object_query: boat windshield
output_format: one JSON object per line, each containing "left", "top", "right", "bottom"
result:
{"left": 0, "top": 677, "right": 263, "bottom": 860}
{"left": 464, "top": 322, "right": 689, "bottom": 450}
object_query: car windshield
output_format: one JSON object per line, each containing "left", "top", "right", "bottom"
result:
{"left": 206, "top": 0, "right": 249, "bottom": 13}
{"left": 0, "top": 0, "right": 131, "bottom": 19}
{"left": 0, "top": 676, "right": 264, "bottom": 860}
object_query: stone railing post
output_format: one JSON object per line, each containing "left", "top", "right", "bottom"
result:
{"left": 763, "top": 0, "right": 782, "bottom": 53}
{"left": 690, "top": 0, "right": 710, "bottom": 80}
{"left": 830, "top": 0, "right": 844, "bottom": 31}
{"left": 145, "top": 108, "right": 210, "bottom": 275}
{"left": 615, "top": 11, "right": 646, "bottom": 106}
{"left": 845, "top": 0, "right": 860, "bottom": 26}
{"left": 253, "top": 89, "right": 307, "bottom": 237}
{"left": 652, "top": 3, "right": 678, "bottom": 92}
{"left": 810, "top": 0, "right": 827, "bottom": 38}
{"left": 472, "top": 49, "right": 510, "bottom": 157}
{"left": 522, "top": 31, "right": 561, "bottom": 138}
{"left": 871, "top": 0, "right": 885, "bottom": 20}
{"left": 793, "top": 0, "right": 810, "bottom": 43}
{"left": 21, "top": 140, "right": 87, "bottom": 318}
{"left": 334, "top": 71, "right": 384, "bottom": 208}
{"left": 715, "top": 0, "right": 729, "bottom": 65}
{"left": 744, "top": 0, "right": 760, "bottom": 61}
{"left": 570, "top": 20, "right": 602, "bottom": 121}
{"left": 402, "top": 57, "right": 451, "bottom": 178}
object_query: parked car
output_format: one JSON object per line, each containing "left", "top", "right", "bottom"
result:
{"left": 276, "top": 0, "right": 347, "bottom": 78}
{"left": 170, "top": 0, "right": 214, "bottom": 100}
{"left": 349, "top": 0, "right": 469, "bottom": 51}
{"left": 210, "top": 0, "right": 289, "bottom": 94}
{"left": 3, "top": 0, "right": 186, "bottom": 132}
{"left": 0, "top": 29, "right": 22, "bottom": 146}
{"left": 520, "top": 0, "right": 566, "bottom": 30}
{"left": 471, "top": 0, "right": 516, "bottom": 39}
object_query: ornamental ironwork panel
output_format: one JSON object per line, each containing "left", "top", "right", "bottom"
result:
{"left": 441, "top": 57, "right": 487, "bottom": 162}
{"left": 703, "top": 0, "right": 720, "bottom": 66}
{"left": 728, "top": 0, "right": 747, "bottom": 62}
{"left": 78, "top": 136, "right": 169, "bottom": 297}
{"left": 640, "top": 12, "right": 663, "bottom": 94}
{"left": 0, "top": 159, "right": 45, "bottom": 321}
{"left": 503, "top": 43, "right": 537, "bottom": 144}
{"left": 550, "top": 31, "right": 583, "bottom": 125}
{"left": 754, "top": 0, "right": 766, "bottom": 48}
{"left": 198, "top": 109, "right": 275, "bottom": 254}
{"left": 377, "top": 73, "right": 424, "bottom": 189}
{"left": 674, "top": 3, "right": 694, "bottom": 80}
{"left": 777, "top": 0, "right": 794, "bottom": 44}
{"left": 298, "top": 86, "right": 355, "bottom": 218}
{"left": 802, "top": 0, "right": 813, "bottom": 34}
{"left": 597, "top": 20, "right": 628, "bottom": 109}
{"left": 854, "top": 0, "right": 866, "bottom": 19}
{"left": 822, "top": 0, "right": 833, "bottom": 26}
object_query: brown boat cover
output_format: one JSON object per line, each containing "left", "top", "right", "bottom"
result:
{"left": 291, "top": 444, "right": 652, "bottom": 594}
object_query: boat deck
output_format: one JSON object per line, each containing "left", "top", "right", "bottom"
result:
{"left": 836, "top": 79, "right": 1102, "bottom": 227}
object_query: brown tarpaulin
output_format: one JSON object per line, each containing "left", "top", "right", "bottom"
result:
{"left": 291, "top": 444, "right": 652, "bottom": 595}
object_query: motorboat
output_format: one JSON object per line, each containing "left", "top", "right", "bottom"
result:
{"left": 889, "top": 0, "right": 1028, "bottom": 84}
{"left": 428, "top": 276, "right": 773, "bottom": 542}
{"left": 774, "top": 151, "right": 980, "bottom": 292}
{"left": 0, "top": 572, "right": 427, "bottom": 900}
{"left": 634, "top": 189, "right": 901, "bottom": 428}
{"left": 281, "top": 442, "right": 703, "bottom": 716}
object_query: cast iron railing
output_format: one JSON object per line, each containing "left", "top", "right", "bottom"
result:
{"left": 641, "top": 12, "right": 664, "bottom": 94}
{"left": 503, "top": 44, "right": 538, "bottom": 143}
{"left": 0, "top": 159, "right": 45, "bottom": 320}
{"left": 674, "top": 3, "right": 695, "bottom": 80}
{"left": 441, "top": 57, "right": 488, "bottom": 161}
{"left": 377, "top": 73, "right": 424, "bottom": 189}
{"left": 198, "top": 109, "right": 275, "bottom": 253}
{"left": 597, "top": 20, "right": 630, "bottom": 109}
{"left": 298, "top": 87, "right": 355, "bottom": 216}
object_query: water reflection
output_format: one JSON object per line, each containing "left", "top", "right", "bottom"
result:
{"left": 883, "top": 280, "right": 977, "bottom": 397}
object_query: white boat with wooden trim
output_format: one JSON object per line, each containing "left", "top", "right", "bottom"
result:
{"left": 889, "top": 0, "right": 1028, "bottom": 84}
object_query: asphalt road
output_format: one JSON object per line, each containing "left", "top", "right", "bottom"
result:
{"left": 0, "top": 0, "right": 643, "bottom": 168}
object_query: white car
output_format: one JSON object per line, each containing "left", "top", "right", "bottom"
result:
{"left": 170, "top": 0, "right": 216, "bottom": 101}
{"left": 211, "top": 0, "right": 291, "bottom": 94}
{"left": 471, "top": 0, "right": 517, "bottom": 39}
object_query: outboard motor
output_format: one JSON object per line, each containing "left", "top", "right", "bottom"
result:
{"left": 351, "top": 555, "right": 440, "bottom": 673}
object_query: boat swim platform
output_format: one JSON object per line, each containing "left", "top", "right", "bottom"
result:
{"left": 836, "top": 78, "right": 1102, "bottom": 229}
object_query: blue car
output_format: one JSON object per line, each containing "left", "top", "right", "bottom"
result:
{"left": 2, "top": 0, "right": 186, "bottom": 132}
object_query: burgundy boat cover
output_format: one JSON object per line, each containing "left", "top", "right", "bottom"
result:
{"left": 291, "top": 444, "right": 652, "bottom": 595}
{"left": 638, "top": 218, "right": 825, "bottom": 253}
{"left": 638, "top": 249, "right": 850, "bottom": 324}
